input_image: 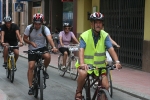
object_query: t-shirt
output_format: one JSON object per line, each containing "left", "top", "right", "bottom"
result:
{"left": 24, "top": 24, "right": 51, "bottom": 50}
{"left": 58, "top": 31, "right": 75, "bottom": 48}
{"left": 1, "top": 23, "right": 19, "bottom": 42}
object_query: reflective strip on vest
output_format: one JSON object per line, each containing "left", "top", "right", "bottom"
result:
{"left": 94, "top": 60, "right": 105, "bottom": 64}
{"left": 84, "top": 52, "right": 105, "bottom": 59}
{"left": 95, "top": 52, "right": 105, "bottom": 56}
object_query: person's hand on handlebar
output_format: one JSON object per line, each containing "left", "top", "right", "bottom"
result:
{"left": 79, "top": 64, "right": 88, "bottom": 70}
{"left": 51, "top": 47, "right": 58, "bottom": 53}
{"left": 1, "top": 43, "right": 9, "bottom": 47}
{"left": 18, "top": 42, "right": 24, "bottom": 47}
{"left": 114, "top": 61, "right": 122, "bottom": 70}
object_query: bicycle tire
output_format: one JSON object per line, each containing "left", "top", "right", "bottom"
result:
{"left": 6, "top": 58, "right": 10, "bottom": 79}
{"left": 10, "top": 57, "right": 15, "bottom": 83}
{"left": 70, "top": 57, "right": 78, "bottom": 80}
{"left": 83, "top": 80, "right": 91, "bottom": 100}
{"left": 33, "top": 68, "right": 38, "bottom": 98}
{"left": 40, "top": 70, "right": 43, "bottom": 100}
{"left": 58, "top": 54, "right": 65, "bottom": 77}
{"left": 97, "top": 89, "right": 112, "bottom": 100}
{"left": 107, "top": 70, "right": 113, "bottom": 97}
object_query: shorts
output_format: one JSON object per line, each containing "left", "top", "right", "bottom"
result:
{"left": 28, "top": 47, "right": 48, "bottom": 61}
{"left": 59, "top": 47, "right": 70, "bottom": 56}
{"left": 4, "top": 40, "right": 18, "bottom": 49}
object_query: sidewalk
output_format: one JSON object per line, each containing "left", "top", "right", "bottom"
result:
{"left": 19, "top": 45, "right": 150, "bottom": 100}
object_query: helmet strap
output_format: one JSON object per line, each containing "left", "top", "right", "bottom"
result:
{"left": 92, "top": 21, "right": 100, "bottom": 34}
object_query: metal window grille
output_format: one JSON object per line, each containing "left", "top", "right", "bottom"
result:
{"left": 100, "top": 0, "right": 145, "bottom": 69}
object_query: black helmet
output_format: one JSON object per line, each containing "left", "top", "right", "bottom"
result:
{"left": 90, "top": 12, "right": 104, "bottom": 21}
{"left": 63, "top": 23, "right": 71, "bottom": 27}
{"left": 3, "top": 16, "right": 12, "bottom": 22}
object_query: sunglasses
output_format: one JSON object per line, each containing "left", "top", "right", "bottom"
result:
{"left": 65, "top": 27, "right": 70, "bottom": 30}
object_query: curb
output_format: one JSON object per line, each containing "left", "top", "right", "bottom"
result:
{"left": 0, "top": 90, "right": 9, "bottom": 100}
{"left": 19, "top": 54, "right": 150, "bottom": 100}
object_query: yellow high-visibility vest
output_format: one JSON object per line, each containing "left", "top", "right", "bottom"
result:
{"left": 76, "top": 29, "right": 108, "bottom": 76}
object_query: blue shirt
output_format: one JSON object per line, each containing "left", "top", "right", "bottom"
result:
{"left": 80, "top": 35, "right": 112, "bottom": 49}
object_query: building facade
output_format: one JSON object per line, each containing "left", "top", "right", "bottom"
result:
{"left": 2, "top": 0, "right": 150, "bottom": 72}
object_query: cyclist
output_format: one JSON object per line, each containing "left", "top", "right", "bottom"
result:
{"left": 23, "top": 13, "right": 57, "bottom": 95}
{"left": 58, "top": 23, "right": 79, "bottom": 69}
{"left": 75, "top": 12, "right": 121, "bottom": 100}
{"left": 1, "top": 16, "right": 23, "bottom": 70}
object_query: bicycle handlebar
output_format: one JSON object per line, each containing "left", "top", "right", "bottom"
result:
{"left": 23, "top": 50, "right": 49, "bottom": 55}
{"left": 88, "top": 65, "right": 116, "bottom": 71}
{"left": 63, "top": 44, "right": 79, "bottom": 51}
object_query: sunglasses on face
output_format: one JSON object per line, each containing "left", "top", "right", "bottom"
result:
{"left": 65, "top": 27, "right": 70, "bottom": 30}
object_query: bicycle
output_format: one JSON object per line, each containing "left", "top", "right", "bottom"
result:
{"left": 23, "top": 50, "right": 49, "bottom": 100}
{"left": 83, "top": 65, "right": 115, "bottom": 100}
{"left": 90, "top": 64, "right": 113, "bottom": 97}
{"left": 58, "top": 44, "right": 79, "bottom": 80}
{"left": 6, "top": 45, "right": 19, "bottom": 83}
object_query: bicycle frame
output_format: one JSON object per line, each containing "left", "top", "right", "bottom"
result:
{"left": 84, "top": 66, "right": 114, "bottom": 100}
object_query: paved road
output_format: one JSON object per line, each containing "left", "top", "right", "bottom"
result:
{"left": 0, "top": 54, "right": 143, "bottom": 100}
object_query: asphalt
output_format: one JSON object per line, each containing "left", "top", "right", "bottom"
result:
{"left": 1, "top": 45, "right": 150, "bottom": 100}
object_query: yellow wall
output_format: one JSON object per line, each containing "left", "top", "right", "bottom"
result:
{"left": 144, "top": 0, "right": 150, "bottom": 40}
{"left": 92, "top": 0, "right": 100, "bottom": 12}
{"left": 77, "top": 0, "right": 101, "bottom": 34}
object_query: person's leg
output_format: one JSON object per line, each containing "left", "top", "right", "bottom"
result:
{"left": 102, "top": 74, "right": 109, "bottom": 90}
{"left": 28, "top": 54, "right": 36, "bottom": 95}
{"left": 13, "top": 49, "right": 19, "bottom": 62}
{"left": 28, "top": 61, "right": 36, "bottom": 95}
{"left": 3, "top": 44, "right": 8, "bottom": 68}
{"left": 42, "top": 52, "right": 50, "bottom": 79}
{"left": 75, "top": 69, "right": 87, "bottom": 100}
{"left": 59, "top": 47, "right": 68, "bottom": 68}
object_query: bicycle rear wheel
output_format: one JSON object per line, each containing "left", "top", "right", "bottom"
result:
{"left": 58, "top": 54, "right": 65, "bottom": 76}
{"left": 107, "top": 70, "right": 113, "bottom": 97}
{"left": 70, "top": 57, "right": 78, "bottom": 80}
{"left": 40, "top": 70, "right": 43, "bottom": 100}
{"left": 10, "top": 57, "right": 15, "bottom": 83}
{"left": 97, "top": 89, "right": 112, "bottom": 100}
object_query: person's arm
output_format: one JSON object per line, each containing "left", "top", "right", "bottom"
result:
{"left": 59, "top": 32, "right": 64, "bottom": 46}
{"left": 44, "top": 27, "right": 57, "bottom": 52}
{"left": 105, "top": 36, "right": 121, "bottom": 69}
{"left": 71, "top": 32, "right": 79, "bottom": 44}
{"left": 16, "top": 30, "right": 23, "bottom": 46}
{"left": 78, "top": 38, "right": 88, "bottom": 70}
{"left": 108, "top": 35, "right": 120, "bottom": 47}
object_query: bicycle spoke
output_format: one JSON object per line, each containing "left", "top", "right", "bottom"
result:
{"left": 58, "top": 54, "right": 65, "bottom": 76}
{"left": 70, "top": 57, "right": 78, "bottom": 80}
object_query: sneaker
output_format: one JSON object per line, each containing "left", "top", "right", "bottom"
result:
{"left": 28, "top": 87, "right": 34, "bottom": 95}
{"left": 14, "top": 67, "right": 17, "bottom": 71}
{"left": 44, "top": 72, "right": 49, "bottom": 79}
{"left": 61, "top": 66, "right": 66, "bottom": 70}
{"left": 3, "top": 62, "right": 7, "bottom": 68}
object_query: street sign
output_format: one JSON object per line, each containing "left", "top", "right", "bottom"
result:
{"left": 14, "top": 3, "right": 23, "bottom": 12}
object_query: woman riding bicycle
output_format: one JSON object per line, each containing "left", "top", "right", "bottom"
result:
{"left": 58, "top": 23, "right": 79, "bottom": 69}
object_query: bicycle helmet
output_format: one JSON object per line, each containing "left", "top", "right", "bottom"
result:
{"left": 33, "top": 13, "right": 44, "bottom": 23}
{"left": 89, "top": 12, "right": 104, "bottom": 21}
{"left": 3, "top": 16, "right": 12, "bottom": 22}
{"left": 63, "top": 23, "right": 71, "bottom": 27}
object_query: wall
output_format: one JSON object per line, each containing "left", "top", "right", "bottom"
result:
{"left": 77, "top": 0, "right": 92, "bottom": 35}
{"left": 142, "top": 0, "right": 150, "bottom": 72}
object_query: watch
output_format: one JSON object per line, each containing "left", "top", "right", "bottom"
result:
{"left": 115, "top": 61, "right": 120, "bottom": 63}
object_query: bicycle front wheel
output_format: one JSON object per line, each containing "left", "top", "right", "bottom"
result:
{"left": 97, "top": 89, "right": 112, "bottom": 100}
{"left": 6, "top": 58, "right": 10, "bottom": 79}
{"left": 40, "top": 70, "right": 43, "bottom": 100}
{"left": 58, "top": 54, "right": 65, "bottom": 76}
{"left": 70, "top": 57, "right": 78, "bottom": 80}
{"left": 33, "top": 68, "right": 38, "bottom": 98}
{"left": 10, "top": 57, "right": 15, "bottom": 83}
{"left": 107, "top": 70, "right": 113, "bottom": 97}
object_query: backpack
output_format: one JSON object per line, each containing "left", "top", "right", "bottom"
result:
{"left": 29, "top": 24, "right": 49, "bottom": 48}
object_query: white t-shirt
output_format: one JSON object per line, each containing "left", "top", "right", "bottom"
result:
{"left": 24, "top": 24, "right": 51, "bottom": 50}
